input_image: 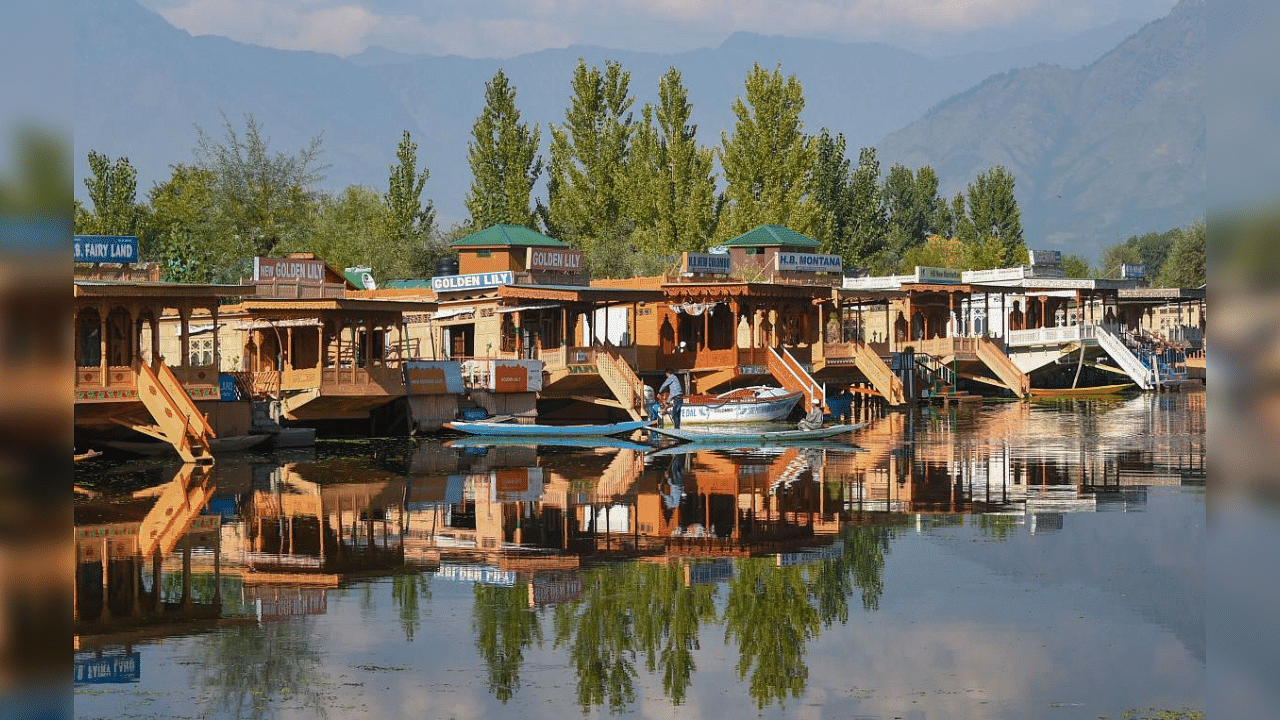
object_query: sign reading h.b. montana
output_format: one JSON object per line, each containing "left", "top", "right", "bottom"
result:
{"left": 775, "top": 252, "right": 842, "bottom": 273}
{"left": 527, "top": 247, "right": 584, "bottom": 273}
{"left": 682, "top": 252, "right": 731, "bottom": 275}
{"left": 254, "top": 256, "right": 326, "bottom": 284}
{"left": 431, "top": 271, "right": 513, "bottom": 292}
{"left": 74, "top": 235, "right": 138, "bottom": 264}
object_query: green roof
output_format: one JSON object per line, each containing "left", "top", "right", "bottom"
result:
{"left": 382, "top": 279, "right": 434, "bottom": 289}
{"left": 723, "top": 225, "right": 822, "bottom": 249}
{"left": 450, "top": 224, "right": 567, "bottom": 248}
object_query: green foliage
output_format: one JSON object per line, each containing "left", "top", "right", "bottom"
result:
{"left": 544, "top": 59, "right": 636, "bottom": 272}
{"left": 882, "top": 163, "right": 943, "bottom": 261}
{"left": 142, "top": 164, "right": 224, "bottom": 282}
{"left": 300, "top": 185, "right": 389, "bottom": 273}
{"left": 899, "top": 235, "right": 968, "bottom": 272}
{"left": 466, "top": 69, "right": 542, "bottom": 229}
{"left": 809, "top": 129, "right": 850, "bottom": 252}
{"left": 193, "top": 112, "right": 326, "bottom": 261}
{"left": 716, "top": 63, "right": 820, "bottom": 241}
{"left": 962, "top": 166, "right": 1025, "bottom": 266}
{"left": 1156, "top": 221, "right": 1205, "bottom": 287}
{"left": 1061, "top": 253, "right": 1093, "bottom": 278}
{"left": 627, "top": 67, "right": 719, "bottom": 257}
{"left": 81, "top": 150, "right": 141, "bottom": 237}
{"left": 380, "top": 130, "right": 437, "bottom": 277}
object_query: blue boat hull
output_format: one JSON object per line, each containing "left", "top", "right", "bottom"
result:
{"left": 444, "top": 419, "right": 653, "bottom": 437}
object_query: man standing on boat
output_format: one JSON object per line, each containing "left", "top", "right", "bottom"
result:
{"left": 659, "top": 368, "right": 684, "bottom": 429}
{"left": 798, "top": 397, "right": 824, "bottom": 431}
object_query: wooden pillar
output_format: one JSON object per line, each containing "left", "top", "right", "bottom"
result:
{"left": 702, "top": 304, "right": 710, "bottom": 349}
{"left": 151, "top": 312, "right": 162, "bottom": 367}
{"left": 179, "top": 306, "right": 192, "bottom": 369}
{"left": 317, "top": 323, "right": 325, "bottom": 369}
{"left": 210, "top": 305, "right": 220, "bottom": 370}
{"left": 948, "top": 292, "right": 956, "bottom": 338}
{"left": 286, "top": 326, "right": 294, "bottom": 370}
{"left": 98, "top": 304, "right": 108, "bottom": 382}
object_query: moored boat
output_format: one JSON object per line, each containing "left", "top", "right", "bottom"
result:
{"left": 100, "top": 434, "right": 273, "bottom": 456}
{"left": 1029, "top": 383, "right": 1135, "bottom": 398}
{"left": 443, "top": 419, "right": 653, "bottom": 437}
{"left": 650, "top": 423, "right": 866, "bottom": 444}
{"left": 671, "top": 386, "right": 804, "bottom": 424}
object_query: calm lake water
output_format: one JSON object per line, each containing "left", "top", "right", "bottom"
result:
{"left": 73, "top": 392, "right": 1206, "bottom": 719}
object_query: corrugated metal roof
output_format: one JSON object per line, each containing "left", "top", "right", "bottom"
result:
{"left": 723, "top": 225, "right": 821, "bottom": 249}
{"left": 450, "top": 224, "right": 567, "bottom": 248}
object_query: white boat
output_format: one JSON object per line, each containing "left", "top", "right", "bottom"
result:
{"left": 673, "top": 386, "right": 804, "bottom": 424}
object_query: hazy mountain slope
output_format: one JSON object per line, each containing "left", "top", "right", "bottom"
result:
{"left": 877, "top": 0, "right": 1205, "bottom": 259}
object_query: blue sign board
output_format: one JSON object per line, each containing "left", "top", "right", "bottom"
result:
{"left": 218, "top": 374, "right": 240, "bottom": 402}
{"left": 74, "top": 652, "right": 141, "bottom": 684}
{"left": 683, "top": 252, "right": 731, "bottom": 275}
{"left": 430, "top": 271, "right": 513, "bottom": 293}
{"left": 74, "top": 235, "right": 138, "bottom": 264}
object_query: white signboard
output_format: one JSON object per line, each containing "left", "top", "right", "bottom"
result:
{"left": 915, "top": 266, "right": 961, "bottom": 284}
{"left": 431, "top": 270, "right": 513, "bottom": 292}
{"left": 776, "top": 252, "right": 843, "bottom": 273}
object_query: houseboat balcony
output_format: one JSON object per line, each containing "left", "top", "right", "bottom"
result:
{"left": 1005, "top": 324, "right": 1108, "bottom": 348}
{"left": 75, "top": 363, "right": 220, "bottom": 402}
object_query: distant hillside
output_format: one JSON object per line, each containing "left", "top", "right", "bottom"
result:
{"left": 74, "top": 0, "right": 1146, "bottom": 234}
{"left": 876, "top": 0, "right": 1205, "bottom": 261}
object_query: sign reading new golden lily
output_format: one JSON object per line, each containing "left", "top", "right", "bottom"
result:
{"left": 527, "top": 247, "right": 585, "bottom": 273}
{"left": 775, "top": 252, "right": 843, "bottom": 273}
{"left": 682, "top": 252, "right": 731, "bottom": 275}
{"left": 254, "top": 256, "right": 327, "bottom": 284}
{"left": 430, "top": 270, "right": 514, "bottom": 292}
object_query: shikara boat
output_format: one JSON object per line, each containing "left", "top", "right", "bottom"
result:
{"left": 444, "top": 436, "right": 655, "bottom": 452}
{"left": 443, "top": 419, "right": 653, "bottom": 437}
{"left": 676, "top": 386, "right": 804, "bottom": 424}
{"left": 649, "top": 423, "right": 866, "bottom": 444}
{"left": 1029, "top": 383, "right": 1135, "bottom": 398}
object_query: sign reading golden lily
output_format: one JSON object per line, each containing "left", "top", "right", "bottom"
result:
{"left": 430, "top": 270, "right": 514, "bottom": 292}
{"left": 775, "top": 252, "right": 843, "bottom": 273}
{"left": 527, "top": 247, "right": 585, "bottom": 273}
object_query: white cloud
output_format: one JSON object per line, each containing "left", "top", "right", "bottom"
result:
{"left": 143, "top": 0, "right": 1176, "bottom": 57}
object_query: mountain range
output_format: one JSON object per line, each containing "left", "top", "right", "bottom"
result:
{"left": 73, "top": 0, "right": 1203, "bottom": 262}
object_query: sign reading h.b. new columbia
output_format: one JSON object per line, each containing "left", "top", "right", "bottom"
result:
{"left": 430, "top": 271, "right": 514, "bottom": 292}
{"left": 682, "top": 252, "right": 731, "bottom": 275}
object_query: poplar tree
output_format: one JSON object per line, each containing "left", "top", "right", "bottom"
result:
{"left": 716, "top": 63, "right": 820, "bottom": 241}
{"left": 627, "top": 67, "right": 718, "bottom": 256}
{"left": 466, "top": 69, "right": 542, "bottom": 229}
{"left": 544, "top": 59, "right": 636, "bottom": 273}
{"left": 382, "top": 130, "right": 443, "bottom": 277}
{"left": 809, "top": 129, "right": 851, "bottom": 254}
{"left": 846, "top": 148, "right": 888, "bottom": 269}
{"left": 82, "top": 150, "right": 141, "bottom": 237}
{"left": 963, "top": 166, "right": 1024, "bottom": 266}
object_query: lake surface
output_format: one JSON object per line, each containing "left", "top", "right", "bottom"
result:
{"left": 73, "top": 392, "right": 1206, "bottom": 719}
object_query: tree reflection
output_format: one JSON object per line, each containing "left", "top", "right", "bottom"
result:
{"left": 190, "top": 620, "right": 329, "bottom": 720}
{"left": 472, "top": 580, "right": 541, "bottom": 702}
{"left": 554, "top": 565, "right": 638, "bottom": 712}
{"left": 391, "top": 572, "right": 432, "bottom": 641}
{"left": 723, "top": 560, "right": 819, "bottom": 708}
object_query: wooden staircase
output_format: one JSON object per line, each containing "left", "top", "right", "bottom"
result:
{"left": 595, "top": 343, "right": 645, "bottom": 420}
{"left": 134, "top": 360, "right": 217, "bottom": 464}
{"left": 767, "top": 347, "right": 825, "bottom": 410}
{"left": 848, "top": 342, "right": 906, "bottom": 406}
{"left": 976, "top": 337, "right": 1030, "bottom": 398}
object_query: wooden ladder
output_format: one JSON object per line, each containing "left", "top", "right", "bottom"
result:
{"left": 134, "top": 360, "right": 217, "bottom": 464}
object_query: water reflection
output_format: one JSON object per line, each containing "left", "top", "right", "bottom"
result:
{"left": 74, "top": 392, "right": 1206, "bottom": 717}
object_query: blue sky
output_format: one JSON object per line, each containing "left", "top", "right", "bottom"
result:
{"left": 135, "top": 0, "right": 1179, "bottom": 59}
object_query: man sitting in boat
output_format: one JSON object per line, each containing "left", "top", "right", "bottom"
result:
{"left": 797, "top": 397, "right": 824, "bottom": 431}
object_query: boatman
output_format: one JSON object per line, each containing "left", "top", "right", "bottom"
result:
{"left": 659, "top": 368, "right": 684, "bottom": 429}
{"left": 798, "top": 397, "right": 824, "bottom": 431}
